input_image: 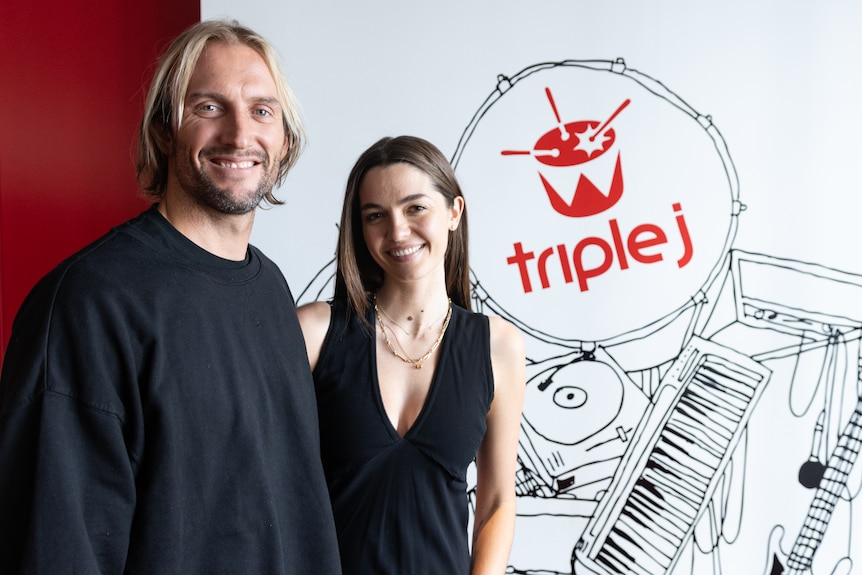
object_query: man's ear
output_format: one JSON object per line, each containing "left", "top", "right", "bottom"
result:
{"left": 156, "top": 123, "right": 173, "bottom": 155}
{"left": 280, "top": 134, "right": 290, "bottom": 161}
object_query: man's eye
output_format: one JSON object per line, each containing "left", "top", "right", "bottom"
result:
{"left": 253, "top": 109, "right": 272, "bottom": 117}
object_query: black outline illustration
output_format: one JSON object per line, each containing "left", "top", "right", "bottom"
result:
{"left": 296, "top": 58, "right": 861, "bottom": 574}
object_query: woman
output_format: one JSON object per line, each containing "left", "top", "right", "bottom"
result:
{"left": 298, "top": 135, "right": 525, "bottom": 574}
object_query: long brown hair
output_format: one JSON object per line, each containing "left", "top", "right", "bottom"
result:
{"left": 335, "top": 136, "right": 471, "bottom": 321}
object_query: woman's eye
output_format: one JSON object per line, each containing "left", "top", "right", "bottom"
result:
{"left": 408, "top": 205, "right": 427, "bottom": 214}
{"left": 364, "top": 212, "right": 382, "bottom": 222}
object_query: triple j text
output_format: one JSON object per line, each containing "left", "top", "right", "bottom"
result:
{"left": 506, "top": 203, "right": 692, "bottom": 293}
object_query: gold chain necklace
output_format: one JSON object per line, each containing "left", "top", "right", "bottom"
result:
{"left": 376, "top": 298, "right": 451, "bottom": 336}
{"left": 374, "top": 295, "right": 452, "bottom": 369}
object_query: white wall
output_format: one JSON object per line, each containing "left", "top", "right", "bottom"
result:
{"left": 202, "top": 2, "right": 862, "bottom": 573}
{"left": 202, "top": 0, "right": 862, "bottom": 287}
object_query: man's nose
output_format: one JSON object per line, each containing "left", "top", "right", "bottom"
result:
{"left": 219, "top": 109, "right": 253, "bottom": 149}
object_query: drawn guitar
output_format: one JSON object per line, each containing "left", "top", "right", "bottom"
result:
{"left": 763, "top": 390, "right": 861, "bottom": 575}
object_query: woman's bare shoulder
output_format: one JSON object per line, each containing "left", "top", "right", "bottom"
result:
{"left": 296, "top": 300, "right": 332, "bottom": 326}
{"left": 487, "top": 315, "right": 525, "bottom": 357}
{"left": 296, "top": 301, "right": 333, "bottom": 369}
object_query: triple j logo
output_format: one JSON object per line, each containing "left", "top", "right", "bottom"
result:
{"left": 452, "top": 61, "right": 737, "bottom": 344}
{"left": 501, "top": 87, "right": 693, "bottom": 294}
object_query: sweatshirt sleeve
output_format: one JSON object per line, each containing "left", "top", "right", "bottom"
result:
{"left": 0, "top": 270, "right": 138, "bottom": 574}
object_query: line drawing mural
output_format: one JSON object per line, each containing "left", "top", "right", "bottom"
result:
{"left": 295, "top": 58, "right": 862, "bottom": 574}
{"left": 764, "top": 388, "right": 860, "bottom": 575}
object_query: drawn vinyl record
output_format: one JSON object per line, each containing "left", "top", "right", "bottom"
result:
{"left": 525, "top": 359, "right": 625, "bottom": 446}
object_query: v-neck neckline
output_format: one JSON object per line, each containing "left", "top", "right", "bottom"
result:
{"left": 370, "top": 307, "right": 450, "bottom": 440}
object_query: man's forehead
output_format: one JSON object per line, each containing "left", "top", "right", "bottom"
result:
{"left": 188, "top": 41, "right": 279, "bottom": 94}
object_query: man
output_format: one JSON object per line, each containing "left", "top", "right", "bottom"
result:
{"left": 0, "top": 20, "right": 341, "bottom": 574}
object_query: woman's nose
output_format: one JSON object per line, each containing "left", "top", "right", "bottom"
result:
{"left": 388, "top": 214, "right": 409, "bottom": 240}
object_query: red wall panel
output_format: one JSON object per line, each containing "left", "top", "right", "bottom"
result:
{"left": 0, "top": 1, "right": 200, "bottom": 359}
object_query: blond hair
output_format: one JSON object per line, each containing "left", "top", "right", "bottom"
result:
{"left": 136, "top": 19, "right": 305, "bottom": 204}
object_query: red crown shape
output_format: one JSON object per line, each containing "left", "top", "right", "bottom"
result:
{"left": 539, "top": 152, "right": 623, "bottom": 218}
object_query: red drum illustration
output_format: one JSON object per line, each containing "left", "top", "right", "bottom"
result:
{"left": 453, "top": 59, "right": 741, "bottom": 353}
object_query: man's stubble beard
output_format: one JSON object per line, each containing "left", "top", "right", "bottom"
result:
{"left": 174, "top": 147, "right": 278, "bottom": 215}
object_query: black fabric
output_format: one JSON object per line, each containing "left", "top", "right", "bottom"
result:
{"left": 0, "top": 205, "right": 341, "bottom": 574}
{"left": 314, "top": 298, "right": 494, "bottom": 575}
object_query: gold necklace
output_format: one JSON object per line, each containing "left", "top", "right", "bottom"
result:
{"left": 374, "top": 295, "right": 452, "bottom": 369}
{"left": 376, "top": 299, "right": 451, "bottom": 336}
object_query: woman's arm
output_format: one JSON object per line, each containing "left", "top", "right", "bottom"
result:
{"left": 296, "top": 301, "right": 332, "bottom": 371}
{"left": 470, "top": 316, "right": 526, "bottom": 575}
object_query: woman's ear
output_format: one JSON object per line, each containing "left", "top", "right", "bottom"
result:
{"left": 449, "top": 196, "right": 465, "bottom": 231}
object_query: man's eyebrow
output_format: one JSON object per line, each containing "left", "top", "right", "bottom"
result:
{"left": 252, "top": 96, "right": 282, "bottom": 107}
{"left": 186, "top": 92, "right": 281, "bottom": 107}
{"left": 187, "top": 91, "right": 224, "bottom": 101}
